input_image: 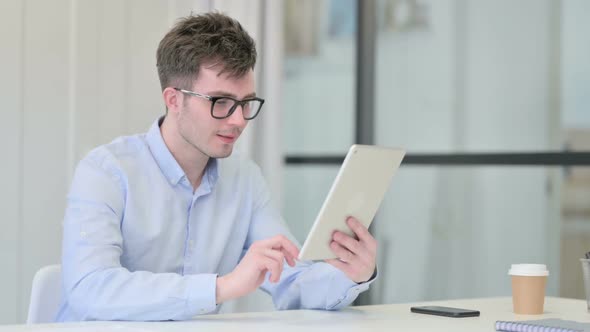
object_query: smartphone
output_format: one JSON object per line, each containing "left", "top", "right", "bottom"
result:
{"left": 410, "top": 305, "right": 480, "bottom": 318}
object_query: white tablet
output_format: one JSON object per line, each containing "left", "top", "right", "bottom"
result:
{"left": 298, "top": 145, "right": 405, "bottom": 261}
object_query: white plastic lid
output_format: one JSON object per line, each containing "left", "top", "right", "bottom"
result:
{"left": 508, "top": 264, "right": 549, "bottom": 276}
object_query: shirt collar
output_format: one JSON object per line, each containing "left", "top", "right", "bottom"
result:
{"left": 146, "top": 117, "right": 221, "bottom": 187}
{"left": 206, "top": 157, "right": 220, "bottom": 185}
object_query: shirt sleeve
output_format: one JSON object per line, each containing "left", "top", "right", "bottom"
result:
{"left": 244, "top": 163, "right": 376, "bottom": 310}
{"left": 60, "top": 151, "right": 217, "bottom": 321}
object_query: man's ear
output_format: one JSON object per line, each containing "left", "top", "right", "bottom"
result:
{"left": 163, "top": 87, "right": 181, "bottom": 115}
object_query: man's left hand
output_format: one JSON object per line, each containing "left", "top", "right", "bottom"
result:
{"left": 325, "top": 216, "right": 377, "bottom": 283}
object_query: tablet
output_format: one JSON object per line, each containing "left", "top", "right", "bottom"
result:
{"left": 298, "top": 145, "right": 405, "bottom": 261}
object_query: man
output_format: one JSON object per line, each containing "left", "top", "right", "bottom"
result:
{"left": 57, "top": 12, "right": 377, "bottom": 321}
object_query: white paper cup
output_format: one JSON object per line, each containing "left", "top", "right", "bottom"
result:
{"left": 508, "top": 264, "right": 549, "bottom": 314}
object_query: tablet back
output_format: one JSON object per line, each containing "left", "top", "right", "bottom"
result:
{"left": 298, "top": 145, "right": 405, "bottom": 261}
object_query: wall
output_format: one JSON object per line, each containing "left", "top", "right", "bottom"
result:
{"left": 372, "top": 0, "right": 561, "bottom": 303}
{"left": 560, "top": 0, "right": 590, "bottom": 298}
{"left": 0, "top": 0, "right": 24, "bottom": 324}
{"left": 0, "top": 0, "right": 206, "bottom": 323}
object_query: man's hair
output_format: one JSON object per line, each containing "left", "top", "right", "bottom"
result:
{"left": 156, "top": 12, "right": 257, "bottom": 91}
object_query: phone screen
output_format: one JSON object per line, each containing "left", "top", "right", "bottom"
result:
{"left": 410, "top": 306, "right": 480, "bottom": 318}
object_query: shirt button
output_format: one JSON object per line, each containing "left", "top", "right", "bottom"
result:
{"left": 189, "top": 241, "right": 194, "bottom": 247}
{"left": 80, "top": 231, "right": 87, "bottom": 238}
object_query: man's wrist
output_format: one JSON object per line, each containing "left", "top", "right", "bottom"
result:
{"left": 216, "top": 274, "right": 233, "bottom": 304}
{"left": 356, "top": 267, "right": 378, "bottom": 284}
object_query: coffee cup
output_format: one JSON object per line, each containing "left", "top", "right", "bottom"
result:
{"left": 508, "top": 264, "right": 549, "bottom": 314}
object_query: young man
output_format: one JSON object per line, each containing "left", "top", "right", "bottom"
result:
{"left": 56, "top": 12, "right": 377, "bottom": 321}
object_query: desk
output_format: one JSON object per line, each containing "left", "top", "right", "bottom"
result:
{"left": 2, "top": 297, "right": 588, "bottom": 332}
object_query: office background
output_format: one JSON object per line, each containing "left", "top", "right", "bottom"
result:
{"left": 0, "top": 0, "right": 589, "bottom": 324}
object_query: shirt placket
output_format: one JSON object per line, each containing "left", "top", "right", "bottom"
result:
{"left": 182, "top": 175, "right": 211, "bottom": 275}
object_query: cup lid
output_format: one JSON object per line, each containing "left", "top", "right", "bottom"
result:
{"left": 508, "top": 264, "right": 549, "bottom": 276}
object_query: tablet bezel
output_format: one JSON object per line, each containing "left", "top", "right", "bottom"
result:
{"left": 297, "top": 144, "right": 405, "bottom": 261}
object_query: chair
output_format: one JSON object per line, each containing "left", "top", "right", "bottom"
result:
{"left": 27, "top": 264, "right": 62, "bottom": 324}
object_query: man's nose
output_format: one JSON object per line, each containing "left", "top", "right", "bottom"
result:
{"left": 226, "top": 105, "right": 247, "bottom": 127}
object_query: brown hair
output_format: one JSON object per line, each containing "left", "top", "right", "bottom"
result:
{"left": 156, "top": 12, "right": 257, "bottom": 91}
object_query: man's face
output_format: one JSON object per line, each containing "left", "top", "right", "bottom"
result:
{"left": 176, "top": 66, "right": 255, "bottom": 159}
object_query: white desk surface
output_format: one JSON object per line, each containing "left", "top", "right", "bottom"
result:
{"left": 2, "top": 297, "right": 588, "bottom": 332}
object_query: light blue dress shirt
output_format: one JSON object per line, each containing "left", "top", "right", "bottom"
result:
{"left": 56, "top": 118, "right": 372, "bottom": 321}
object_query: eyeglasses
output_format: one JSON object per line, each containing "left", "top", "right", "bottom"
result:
{"left": 174, "top": 88, "right": 265, "bottom": 120}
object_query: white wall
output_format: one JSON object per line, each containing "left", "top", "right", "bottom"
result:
{"left": 562, "top": 0, "right": 590, "bottom": 129}
{"left": 0, "top": 0, "right": 205, "bottom": 323}
{"left": 459, "top": 0, "right": 560, "bottom": 296}
{"left": 373, "top": 0, "right": 459, "bottom": 303}
{"left": 20, "top": 0, "right": 71, "bottom": 323}
{"left": 0, "top": 0, "right": 24, "bottom": 324}
{"left": 372, "top": 0, "right": 561, "bottom": 303}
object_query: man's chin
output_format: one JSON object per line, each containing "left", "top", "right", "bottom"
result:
{"left": 209, "top": 146, "right": 234, "bottom": 159}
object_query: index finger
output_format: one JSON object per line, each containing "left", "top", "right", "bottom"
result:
{"left": 346, "top": 216, "right": 374, "bottom": 243}
{"left": 263, "top": 235, "right": 300, "bottom": 265}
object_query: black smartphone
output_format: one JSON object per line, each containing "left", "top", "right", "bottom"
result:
{"left": 410, "top": 305, "right": 480, "bottom": 318}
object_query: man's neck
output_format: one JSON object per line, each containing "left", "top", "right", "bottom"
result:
{"left": 160, "top": 117, "right": 209, "bottom": 190}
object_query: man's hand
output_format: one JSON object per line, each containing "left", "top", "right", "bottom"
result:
{"left": 325, "top": 217, "right": 377, "bottom": 283}
{"left": 216, "top": 235, "right": 299, "bottom": 304}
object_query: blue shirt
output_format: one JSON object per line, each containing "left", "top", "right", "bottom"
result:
{"left": 56, "top": 118, "right": 372, "bottom": 321}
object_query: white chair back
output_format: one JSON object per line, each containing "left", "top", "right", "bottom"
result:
{"left": 27, "top": 264, "right": 62, "bottom": 324}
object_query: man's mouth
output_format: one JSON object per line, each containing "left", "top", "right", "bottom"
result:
{"left": 217, "top": 134, "right": 237, "bottom": 144}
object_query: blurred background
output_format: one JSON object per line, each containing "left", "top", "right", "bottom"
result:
{"left": 1, "top": 0, "right": 589, "bottom": 324}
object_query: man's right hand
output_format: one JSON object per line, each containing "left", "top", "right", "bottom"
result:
{"left": 215, "top": 235, "right": 300, "bottom": 304}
